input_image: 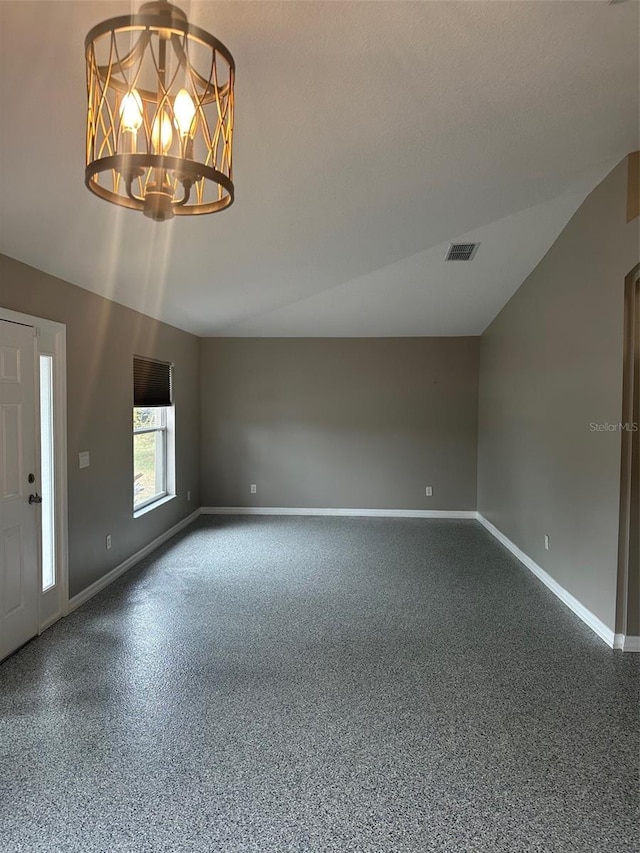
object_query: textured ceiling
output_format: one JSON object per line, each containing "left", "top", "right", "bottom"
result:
{"left": 0, "top": 1, "right": 638, "bottom": 336}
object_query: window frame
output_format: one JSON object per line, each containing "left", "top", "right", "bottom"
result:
{"left": 39, "top": 354, "right": 56, "bottom": 591}
{"left": 133, "top": 405, "right": 175, "bottom": 515}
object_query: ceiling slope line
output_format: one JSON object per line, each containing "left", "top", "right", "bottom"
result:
{"left": 215, "top": 166, "right": 614, "bottom": 337}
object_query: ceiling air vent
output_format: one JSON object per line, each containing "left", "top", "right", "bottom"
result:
{"left": 445, "top": 242, "right": 479, "bottom": 262}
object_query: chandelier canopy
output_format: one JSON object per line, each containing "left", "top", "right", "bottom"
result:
{"left": 85, "top": 0, "right": 234, "bottom": 221}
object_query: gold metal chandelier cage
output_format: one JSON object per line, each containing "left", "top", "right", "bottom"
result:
{"left": 85, "top": 0, "right": 234, "bottom": 221}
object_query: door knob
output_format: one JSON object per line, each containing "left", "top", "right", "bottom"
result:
{"left": 28, "top": 493, "right": 42, "bottom": 505}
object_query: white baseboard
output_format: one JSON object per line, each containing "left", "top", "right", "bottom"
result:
{"left": 614, "top": 634, "right": 640, "bottom": 652}
{"left": 201, "top": 506, "right": 476, "bottom": 519}
{"left": 64, "top": 505, "right": 638, "bottom": 654}
{"left": 476, "top": 513, "right": 617, "bottom": 649}
{"left": 67, "top": 509, "right": 201, "bottom": 614}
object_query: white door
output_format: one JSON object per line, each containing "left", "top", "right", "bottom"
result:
{"left": 0, "top": 319, "right": 40, "bottom": 661}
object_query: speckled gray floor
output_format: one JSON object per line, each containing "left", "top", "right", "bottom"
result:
{"left": 1, "top": 517, "right": 638, "bottom": 852}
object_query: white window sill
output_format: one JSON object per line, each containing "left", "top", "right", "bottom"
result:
{"left": 133, "top": 494, "right": 176, "bottom": 518}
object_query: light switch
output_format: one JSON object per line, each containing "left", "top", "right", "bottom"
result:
{"left": 79, "top": 451, "right": 90, "bottom": 469}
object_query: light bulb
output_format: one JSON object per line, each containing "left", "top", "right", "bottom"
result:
{"left": 120, "top": 89, "right": 143, "bottom": 133}
{"left": 151, "top": 110, "right": 173, "bottom": 154}
{"left": 173, "top": 89, "right": 196, "bottom": 138}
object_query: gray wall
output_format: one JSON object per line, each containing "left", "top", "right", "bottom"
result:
{"left": 0, "top": 254, "right": 200, "bottom": 598}
{"left": 477, "top": 157, "right": 640, "bottom": 632}
{"left": 3, "top": 159, "right": 634, "bottom": 630}
{"left": 199, "top": 337, "right": 480, "bottom": 510}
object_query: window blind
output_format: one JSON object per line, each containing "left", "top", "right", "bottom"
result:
{"left": 133, "top": 357, "right": 173, "bottom": 407}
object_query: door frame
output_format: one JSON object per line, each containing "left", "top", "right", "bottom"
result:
{"left": 616, "top": 264, "right": 640, "bottom": 649}
{"left": 0, "top": 307, "right": 69, "bottom": 629}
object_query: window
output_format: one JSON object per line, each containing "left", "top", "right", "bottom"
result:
{"left": 133, "top": 407, "right": 168, "bottom": 510}
{"left": 39, "top": 355, "right": 55, "bottom": 590}
{"left": 133, "top": 357, "right": 175, "bottom": 514}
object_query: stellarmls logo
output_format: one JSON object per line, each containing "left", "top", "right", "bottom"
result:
{"left": 589, "top": 422, "right": 639, "bottom": 432}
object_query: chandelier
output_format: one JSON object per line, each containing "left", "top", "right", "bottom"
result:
{"left": 85, "top": 0, "right": 234, "bottom": 221}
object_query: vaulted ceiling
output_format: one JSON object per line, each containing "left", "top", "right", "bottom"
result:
{"left": 0, "top": 1, "right": 638, "bottom": 336}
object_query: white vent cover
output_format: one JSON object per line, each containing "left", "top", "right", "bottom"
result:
{"left": 445, "top": 242, "right": 479, "bottom": 261}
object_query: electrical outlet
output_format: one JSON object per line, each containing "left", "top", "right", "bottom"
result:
{"left": 250, "top": 484, "right": 257, "bottom": 494}
{"left": 187, "top": 490, "right": 191, "bottom": 502}
{"left": 106, "top": 534, "right": 112, "bottom": 550}
{"left": 544, "top": 534, "right": 550, "bottom": 551}
{"left": 79, "top": 451, "right": 90, "bottom": 469}
{"left": 425, "top": 486, "right": 433, "bottom": 497}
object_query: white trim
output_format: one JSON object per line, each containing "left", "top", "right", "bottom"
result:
{"left": 476, "top": 513, "right": 617, "bottom": 649}
{"left": 133, "top": 493, "right": 176, "bottom": 518}
{"left": 67, "top": 509, "right": 201, "bottom": 613}
{"left": 200, "top": 506, "right": 477, "bottom": 519}
{"left": 51, "top": 323, "right": 69, "bottom": 619}
{"left": 614, "top": 634, "right": 640, "bottom": 652}
{"left": 39, "top": 612, "right": 64, "bottom": 633}
{"left": 0, "top": 307, "right": 69, "bottom": 631}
